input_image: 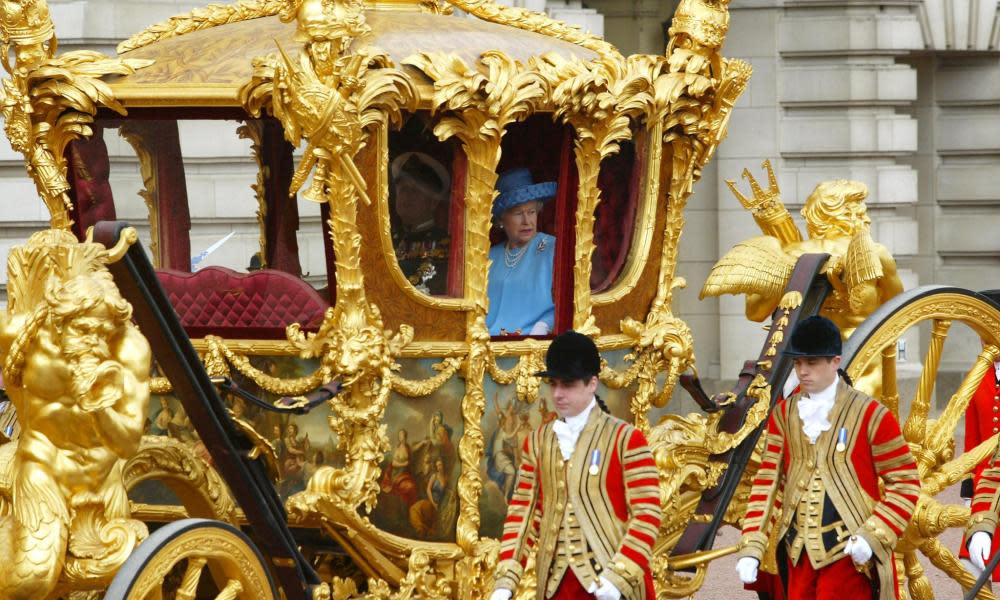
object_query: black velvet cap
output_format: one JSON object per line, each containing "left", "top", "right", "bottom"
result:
{"left": 782, "top": 315, "right": 843, "bottom": 357}
{"left": 535, "top": 330, "right": 601, "bottom": 381}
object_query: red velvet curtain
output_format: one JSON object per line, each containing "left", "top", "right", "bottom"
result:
{"left": 591, "top": 135, "right": 641, "bottom": 292}
{"left": 259, "top": 118, "right": 302, "bottom": 276}
{"left": 67, "top": 124, "right": 117, "bottom": 238}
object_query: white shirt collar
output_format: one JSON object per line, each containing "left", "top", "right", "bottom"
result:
{"left": 803, "top": 377, "right": 839, "bottom": 405}
{"left": 553, "top": 397, "right": 597, "bottom": 461}
{"left": 797, "top": 378, "right": 839, "bottom": 444}
{"left": 994, "top": 361, "right": 1000, "bottom": 382}
{"left": 563, "top": 397, "right": 597, "bottom": 431}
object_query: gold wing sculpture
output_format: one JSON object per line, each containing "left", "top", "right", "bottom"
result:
{"left": 699, "top": 235, "right": 796, "bottom": 300}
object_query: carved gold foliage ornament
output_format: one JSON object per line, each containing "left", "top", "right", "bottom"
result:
{"left": 0, "top": 228, "right": 151, "bottom": 597}
{"left": 531, "top": 54, "right": 630, "bottom": 335}
{"left": 117, "top": 0, "right": 287, "bottom": 54}
{"left": 123, "top": 436, "right": 239, "bottom": 525}
{"left": 239, "top": 0, "right": 419, "bottom": 515}
{"left": 646, "top": 374, "right": 770, "bottom": 596}
{"left": 403, "top": 49, "right": 547, "bottom": 562}
{"left": 0, "top": 0, "right": 150, "bottom": 228}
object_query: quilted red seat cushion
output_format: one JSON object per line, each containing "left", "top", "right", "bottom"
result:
{"left": 156, "top": 267, "right": 329, "bottom": 336}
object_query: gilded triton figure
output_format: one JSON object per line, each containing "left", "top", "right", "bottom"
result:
{"left": 0, "top": 229, "right": 150, "bottom": 598}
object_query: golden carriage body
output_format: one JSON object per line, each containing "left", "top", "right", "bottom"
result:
{"left": 0, "top": 0, "right": 753, "bottom": 597}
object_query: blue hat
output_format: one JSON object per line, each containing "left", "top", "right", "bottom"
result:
{"left": 492, "top": 168, "right": 556, "bottom": 219}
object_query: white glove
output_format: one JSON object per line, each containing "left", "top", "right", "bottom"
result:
{"left": 736, "top": 557, "right": 759, "bottom": 584}
{"left": 528, "top": 320, "right": 551, "bottom": 336}
{"left": 964, "top": 497, "right": 973, "bottom": 508}
{"left": 590, "top": 576, "right": 620, "bottom": 600}
{"left": 844, "top": 535, "right": 873, "bottom": 565}
{"left": 969, "top": 531, "right": 993, "bottom": 571}
{"left": 489, "top": 590, "right": 512, "bottom": 600}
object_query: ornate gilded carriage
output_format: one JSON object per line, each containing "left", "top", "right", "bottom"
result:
{"left": 0, "top": 0, "right": 752, "bottom": 597}
{"left": 2, "top": 0, "right": 999, "bottom": 598}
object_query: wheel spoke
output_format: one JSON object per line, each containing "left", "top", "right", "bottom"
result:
{"left": 919, "top": 537, "right": 997, "bottom": 600}
{"left": 904, "top": 319, "right": 950, "bottom": 448}
{"left": 215, "top": 579, "right": 244, "bottom": 600}
{"left": 904, "top": 550, "right": 934, "bottom": 600}
{"left": 927, "top": 346, "right": 1000, "bottom": 463}
{"left": 176, "top": 557, "right": 208, "bottom": 600}
{"left": 881, "top": 343, "right": 899, "bottom": 416}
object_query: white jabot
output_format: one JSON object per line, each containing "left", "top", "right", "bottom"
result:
{"left": 994, "top": 361, "right": 1000, "bottom": 383}
{"left": 798, "top": 378, "right": 838, "bottom": 444}
{"left": 552, "top": 398, "right": 597, "bottom": 461}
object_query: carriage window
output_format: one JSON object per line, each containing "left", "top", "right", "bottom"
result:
{"left": 591, "top": 132, "right": 642, "bottom": 292}
{"left": 489, "top": 115, "right": 573, "bottom": 338}
{"left": 73, "top": 116, "right": 333, "bottom": 338}
{"left": 387, "top": 115, "right": 460, "bottom": 297}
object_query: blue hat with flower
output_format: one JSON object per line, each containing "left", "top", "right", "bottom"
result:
{"left": 492, "top": 168, "right": 557, "bottom": 219}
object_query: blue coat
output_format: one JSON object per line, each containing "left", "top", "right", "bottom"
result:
{"left": 486, "top": 233, "right": 556, "bottom": 335}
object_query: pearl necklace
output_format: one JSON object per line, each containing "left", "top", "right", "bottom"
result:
{"left": 504, "top": 242, "right": 529, "bottom": 268}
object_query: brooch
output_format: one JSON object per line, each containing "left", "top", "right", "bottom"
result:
{"left": 836, "top": 427, "right": 848, "bottom": 452}
{"left": 537, "top": 237, "right": 548, "bottom": 253}
{"left": 589, "top": 449, "right": 601, "bottom": 476}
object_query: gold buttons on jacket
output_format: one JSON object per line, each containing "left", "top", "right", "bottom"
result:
{"left": 615, "top": 561, "right": 626, "bottom": 572}
{"left": 993, "top": 417, "right": 998, "bottom": 424}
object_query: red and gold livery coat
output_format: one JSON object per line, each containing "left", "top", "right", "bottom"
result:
{"left": 737, "top": 380, "right": 921, "bottom": 600}
{"left": 493, "top": 407, "right": 662, "bottom": 600}
{"left": 959, "top": 368, "right": 1000, "bottom": 575}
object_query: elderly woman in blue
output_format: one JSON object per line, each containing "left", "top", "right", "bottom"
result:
{"left": 486, "top": 168, "right": 557, "bottom": 336}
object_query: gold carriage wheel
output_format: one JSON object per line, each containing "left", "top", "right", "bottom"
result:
{"left": 842, "top": 285, "right": 1000, "bottom": 600}
{"left": 104, "top": 518, "right": 277, "bottom": 600}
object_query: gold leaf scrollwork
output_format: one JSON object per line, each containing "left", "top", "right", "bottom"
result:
{"left": 403, "top": 49, "right": 548, "bottom": 553}
{"left": 390, "top": 356, "right": 464, "bottom": 397}
{"left": 0, "top": 1, "right": 151, "bottom": 228}
{"left": 123, "top": 436, "right": 239, "bottom": 525}
{"left": 648, "top": 374, "right": 770, "bottom": 593}
{"left": 237, "top": 0, "right": 420, "bottom": 515}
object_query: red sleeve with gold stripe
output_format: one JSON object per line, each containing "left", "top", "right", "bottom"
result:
{"left": 737, "top": 405, "right": 786, "bottom": 562}
{"left": 602, "top": 426, "right": 662, "bottom": 599}
{"left": 968, "top": 444, "right": 1000, "bottom": 538}
{"left": 855, "top": 403, "right": 921, "bottom": 555}
{"left": 493, "top": 431, "right": 543, "bottom": 593}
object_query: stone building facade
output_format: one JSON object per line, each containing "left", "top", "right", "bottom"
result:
{"left": 1, "top": 0, "right": 997, "bottom": 407}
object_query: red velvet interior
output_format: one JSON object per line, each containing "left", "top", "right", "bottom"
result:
{"left": 591, "top": 134, "right": 642, "bottom": 292}
{"left": 156, "top": 266, "right": 329, "bottom": 338}
{"left": 67, "top": 124, "right": 117, "bottom": 238}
